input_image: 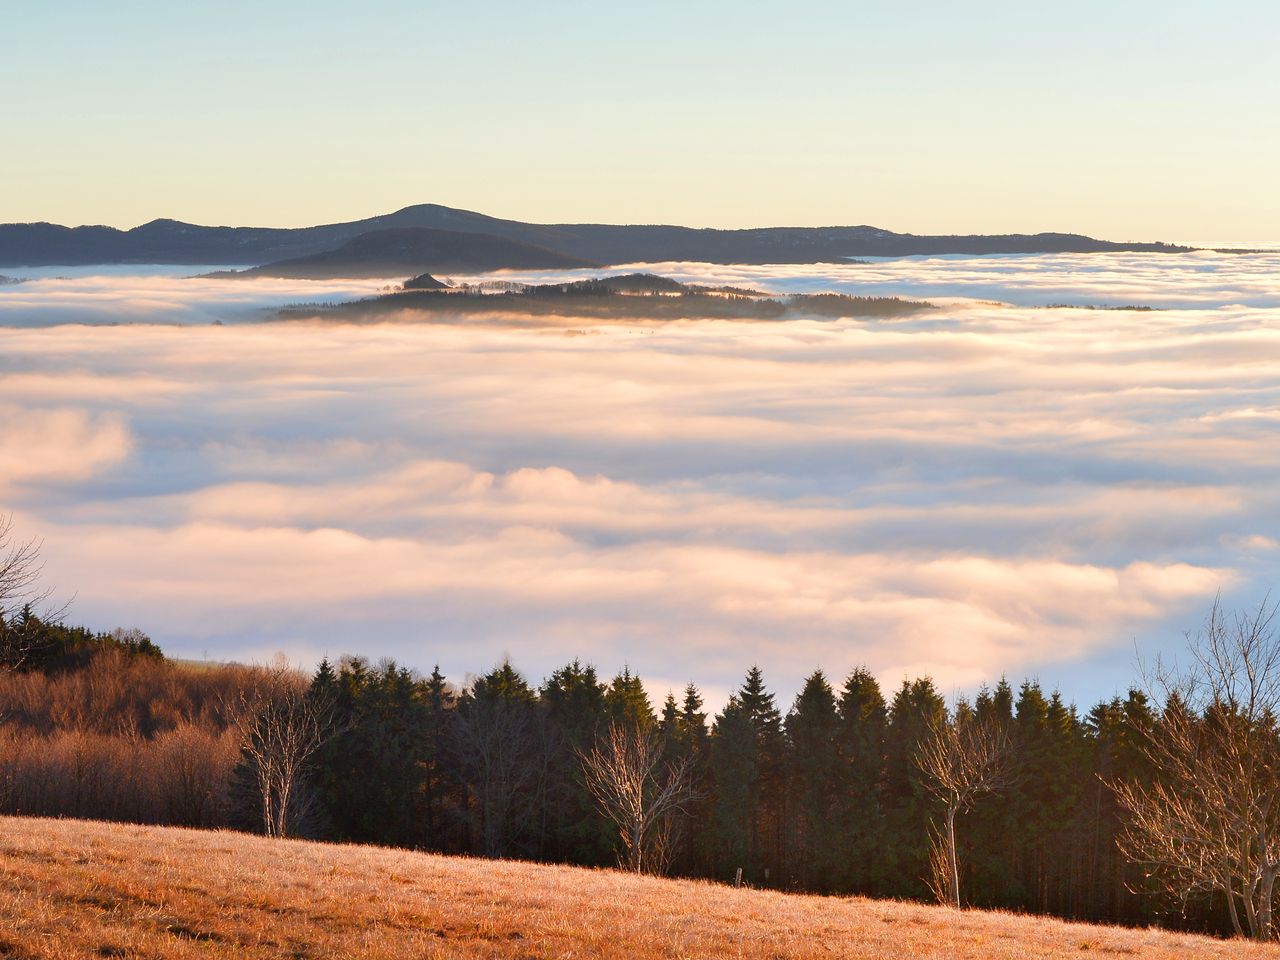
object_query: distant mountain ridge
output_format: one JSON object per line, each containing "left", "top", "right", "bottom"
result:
{"left": 0, "top": 203, "right": 1194, "bottom": 269}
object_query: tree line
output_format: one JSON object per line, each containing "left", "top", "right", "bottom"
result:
{"left": 0, "top": 627, "right": 1235, "bottom": 937}
{"left": 2, "top": 518, "right": 1276, "bottom": 939}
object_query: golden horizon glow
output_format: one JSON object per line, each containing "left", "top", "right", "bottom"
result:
{"left": 3, "top": 1, "right": 1277, "bottom": 240}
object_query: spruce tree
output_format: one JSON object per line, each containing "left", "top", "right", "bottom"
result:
{"left": 710, "top": 694, "right": 756, "bottom": 881}
{"left": 454, "top": 660, "right": 540, "bottom": 858}
{"left": 604, "top": 666, "right": 654, "bottom": 730}
{"left": 540, "top": 660, "right": 610, "bottom": 863}
{"left": 709, "top": 666, "right": 785, "bottom": 886}
{"left": 421, "top": 665, "right": 458, "bottom": 851}
{"left": 882, "top": 677, "right": 945, "bottom": 898}
{"left": 659, "top": 692, "right": 680, "bottom": 741}
{"left": 835, "top": 667, "right": 888, "bottom": 894}
{"left": 310, "top": 658, "right": 428, "bottom": 847}
{"left": 967, "top": 678, "right": 1019, "bottom": 907}
{"left": 680, "top": 683, "right": 708, "bottom": 744}
{"left": 674, "top": 682, "right": 713, "bottom": 875}
{"left": 785, "top": 670, "right": 842, "bottom": 890}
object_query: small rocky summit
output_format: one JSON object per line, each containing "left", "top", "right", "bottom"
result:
{"left": 403, "top": 273, "right": 448, "bottom": 290}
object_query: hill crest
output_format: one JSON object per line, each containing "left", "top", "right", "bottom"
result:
{"left": 221, "top": 227, "right": 595, "bottom": 279}
{"left": 0, "top": 204, "right": 1195, "bottom": 268}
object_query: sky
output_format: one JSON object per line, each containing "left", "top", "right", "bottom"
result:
{"left": 3, "top": 1, "right": 1278, "bottom": 239}
{"left": 2, "top": 252, "right": 1277, "bottom": 710}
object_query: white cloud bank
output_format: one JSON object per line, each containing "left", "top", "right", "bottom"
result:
{"left": 2, "top": 251, "right": 1278, "bottom": 707}
{"left": 482, "top": 248, "right": 1280, "bottom": 310}
{"left": 0, "top": 271, "right": 392, "bottom": 327}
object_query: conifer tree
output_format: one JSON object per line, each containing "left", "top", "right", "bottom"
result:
{"left": 966, "top": 679, "right": 1021, "bottom": 907}
{"left": 710, "top": 667, "right": 785, "bottom": 885}
{"left": 540, "top": 660, "right": 610, "bottom": 863}
{"left": 785, "top": 670, "right": 842, "bottom": 890}
{"left": 680, "top": 683, "right": 709, "bottom": 750}
{"left": 454, "top": 660, "right": 541, "bottom": 858}
{"left": 604, "top": 667, "right": 654, "bottom": 730}
{"left": 310, "top": 658, "right": 427, "bottom": 846}
{"left": 710, "top": 694, "right": 756, "bottom": 881}
{"left": 421, "top": 665, "right": 458, "bottom": 851}
{"left": 673, "top": 682, "right": 713, "bottom": 874}
{"left": 310, "top": 657, "right": 337, "bottom": 698}
{"left": 835, "top": 667, "right": 888, "bottom": 893}
{"left": 659, "top": 693, "right": 680, "bottom": 741}
{"left": 882, "top": 677, "right": 945, "bottom": 897}
{"left": 1011, "top": 681, "right": 1061, "bottom": 911}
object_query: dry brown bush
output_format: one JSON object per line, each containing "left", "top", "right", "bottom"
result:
{"left": 0, "top": 650, "right": 265, "bottom": 737}
{"left": 0, "top": 654, "right": 289, "bottom": 828}
{"left": 0, "top": 724, "right": 240, "bottom": 825}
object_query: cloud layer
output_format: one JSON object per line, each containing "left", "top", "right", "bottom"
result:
{"left": 480, "top": 248, "right": 1280, "bottom": 310}
{"left": 0, "top": 268, "right": 392, "bottom": 327}
{"left": 2, "top": 252, "right": 1278, "bottom": 707}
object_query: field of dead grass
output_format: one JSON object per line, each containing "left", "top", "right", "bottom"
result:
{"left": 0, "top": 816, "right": 1274, "bottom": 959}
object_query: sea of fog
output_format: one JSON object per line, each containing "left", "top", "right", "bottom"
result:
{"left": 1, "top": 251, "right": 1277, "bottom": 709}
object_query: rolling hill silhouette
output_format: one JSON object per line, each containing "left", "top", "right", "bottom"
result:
{"left": 218, "top": 227, "right": 594, "bottom": 278}
{"left": 0, "top": 203, "right": 1194, "bottom": 269}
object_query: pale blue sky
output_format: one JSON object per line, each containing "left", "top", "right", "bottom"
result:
{"left": 4, "top": 1, "right": 1277, "bottom": 237}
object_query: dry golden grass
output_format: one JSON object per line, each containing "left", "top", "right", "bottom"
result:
{"left": 0, "top": 816, "right": 1274, "bottom": 959}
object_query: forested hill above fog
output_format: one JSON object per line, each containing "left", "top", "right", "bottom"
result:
{"left": 287, "top": 272, "right": 938, "bottom": 321}
{"left": 0, "top": 203, "right": 1193, "bottom": 268}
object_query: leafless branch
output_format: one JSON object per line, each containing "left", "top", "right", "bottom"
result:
{"left": 1115, "top": 594, "right": 1280, "bottom": 940}
{"left": 0, "top": 514, "right": 68, "bottom": 670}
{"left": 578, "top": 721, "right": 703, "bottom": 875}
{"left": 227, "top": 659, "right": 336, "bottom": 838}
{"left": 916, "top": 711, "right": 1014, "bottom": 908}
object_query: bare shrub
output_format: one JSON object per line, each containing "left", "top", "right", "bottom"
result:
{"left": 0, "top": 651, "right": 266, "bottom": 828}
{"left": 0, "top": 651, "right": 267, "bottom": 736}
{"left": 151, "top": 722, "right": 242, "bottom": 826}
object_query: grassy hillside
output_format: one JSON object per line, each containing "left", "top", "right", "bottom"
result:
{"left": 0, "top": 817, "right": 1271, "bottom": 959}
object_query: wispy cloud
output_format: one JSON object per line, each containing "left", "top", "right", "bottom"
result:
{"left": 0, "top": 406, "right": 131, "bottom": 494}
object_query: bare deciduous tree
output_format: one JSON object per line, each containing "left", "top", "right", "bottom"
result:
{"left": 578, "top": 721, "right": 701, "bottom": 875}
{"left": 231, "top": 661, "right": 335, "bottom": 839}
{"left": 1114, "top": 595, "right": 1280, "bottom": 940}
{"left": 0, "top": 514, "right": 66, "bottom": 670}
{"left": 916, "top": 711, "right": 1014, "bottom": 908}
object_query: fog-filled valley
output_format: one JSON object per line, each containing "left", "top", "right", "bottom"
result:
{"left": 2, "top": 251, "right": 1277, "bottom": 709}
